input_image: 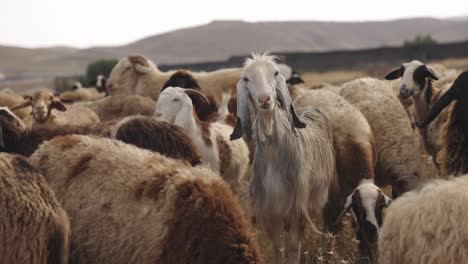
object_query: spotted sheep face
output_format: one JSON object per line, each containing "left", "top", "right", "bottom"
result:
{"left": 385, "top": 60, "right": 439, "bottom": 99}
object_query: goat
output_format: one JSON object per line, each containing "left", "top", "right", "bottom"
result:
{"left": 230, "top": 54, "right": 336, "bottom": 264}
{"left": 155, "top": 87, "right": 249, "bottom": 192}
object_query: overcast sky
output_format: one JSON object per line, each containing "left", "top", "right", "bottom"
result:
{"left": 1, "top": 0, "right": 466, "bottom": 48}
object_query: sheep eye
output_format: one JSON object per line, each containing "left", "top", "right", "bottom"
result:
{"left": 243, "top": 77, "right": 249, "bottom": 83}
{"left": 274, "top": 71, "right": 279, "bottom": 76}
{"left": 173, "top": 98, "right": 180, "bottom": 102}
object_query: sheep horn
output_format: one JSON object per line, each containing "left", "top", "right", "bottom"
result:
{"left": 184, "top": 89, "right": 210, "bottom": 105}
{"left": 416, "top": 86, "right": 457, "bottom": 128}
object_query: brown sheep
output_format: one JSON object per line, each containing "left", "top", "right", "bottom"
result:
{"left": 29, "top": 135, "right": 263, "bottom": 264}
{"left": 0, "top": 153, "right": 70, "bottom": 264}
{"left": 113, "top": 115, "right": 202, "bottom": 166}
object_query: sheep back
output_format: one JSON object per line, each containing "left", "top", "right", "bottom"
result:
{"left": 29, "top": 135, "right": 262, "bottom": 264}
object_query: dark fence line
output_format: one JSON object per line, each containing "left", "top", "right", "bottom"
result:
{"left": 159, "top": 41, "right": 468, "bottom": 72}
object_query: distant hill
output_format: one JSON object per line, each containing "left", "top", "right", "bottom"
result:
{"left": 1, "top": 17, "right": 468, "bottom": 77}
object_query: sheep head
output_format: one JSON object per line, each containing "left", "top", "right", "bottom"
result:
{"left": 155, "top": 87, "right": 210, "bottom": 128}
{"left": 385, "top": 60, "right": 438, "bottom": 100}
{"left": 230, "top": 53, "right": 305, "bottom": 141}
{"left": 335, "top": 179, "right": 391, "bottom": 259}
{"left": 107, "top": 55, "right": 156, "bottom": 96}
{"left": 12, "top": 90, "right": 66, "bottom": 123}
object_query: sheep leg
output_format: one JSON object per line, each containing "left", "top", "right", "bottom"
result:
{"left": 265, "top": 217, "right": 283, "bottom": 264}
{"left": 284, "top": 219, "right": 303, "bottom": 264}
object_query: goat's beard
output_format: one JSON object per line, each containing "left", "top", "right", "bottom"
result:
{"left": 256, "top": 111, "right": 273, "bottom": 142}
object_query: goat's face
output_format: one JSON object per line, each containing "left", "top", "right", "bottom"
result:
{"left": 155, "top": 87, "right": 192, "bottom": 123}
{"left": 385, "top": 60, "right": 438, "bottom": 99}
{"left": 336, "top": 180, "right": 390, "bottom": 257}
{"left": 13, "top": 90, "right": 66, "bottom": 122}
{"left": 107, "top": 55, "right": 153, "bottom": 95}
{"left": 241, "top": 59, "right": 281, "bottom": 112}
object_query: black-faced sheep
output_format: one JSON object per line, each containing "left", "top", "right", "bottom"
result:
{"left": 0, "top": 153, "right": 70, "bottom": 264}
{"left": 231, "top": 54, "right": 335, "bottom": 264}
{"left": 29, "top": 134, "right": 263, "bottom": 264}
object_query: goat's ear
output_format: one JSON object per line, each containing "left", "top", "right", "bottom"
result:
{"left": 230, "top": 80, "right": 252, "bottom": 141}
{"left": 276, "top": 74, "right": 306, "bottom": 131}
{"left": 52, "top": 99, "right": 67, "bottom": 112}
{"left": 385, "top": 67, "right": 404, "bottom": 80}
{"left": 129, "top": 55, "right": 151, "bottom": 74}
{"left": 334, "top": 191, "right": 356, "bottom": 226}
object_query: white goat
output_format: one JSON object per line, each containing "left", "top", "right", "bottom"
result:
{"left": 155, "top": 87, "right": 249, "bottom": 191}
{"left": 230, "top": 54, "right": 336, "bottom": 264}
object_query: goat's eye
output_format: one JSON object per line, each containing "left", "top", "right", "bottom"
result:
{"left": 243, "top": 77, "right": 249, "bottom": 83}
{"left": 274, "top": 71, "right": 279, "bottom": 76}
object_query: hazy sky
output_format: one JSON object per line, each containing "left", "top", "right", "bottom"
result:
{"left": 1, "top": 0, "right": 466, "bottom": 48}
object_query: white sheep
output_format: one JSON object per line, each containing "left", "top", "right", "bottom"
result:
{"left": 338, "top": 78, "right": 430, "bottom": 197}
{"left": 12, "top": 90, "right": 100, "bottom": 127}
{"left": 231, "top": 54, "right": 336, "bottom": 264}
{"left": 155, "top": 87, "right": 249, "bottom": 191}
{"left": 106, "top": 55, "right": 242, "bottom": 106}
{"left": 379, "top": 173, "right": 468, "bottom": 264}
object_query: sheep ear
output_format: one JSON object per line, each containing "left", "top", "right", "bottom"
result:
{"left": 52, "top": 99, "right": 67, "bottom": 112}
{"left": 276, "top": 75, "right": 306, "bottom": 131}
{"left": 334, "top": 191, "right": 355, "bottom": 226}
{"left": 230, "top": 80, "right": 252, "bottom": 141}
{"left": 129, "top": 55, "right": 151, "bottom": 74}
{"left": 385, "top": 67, "right": 404, "bottom": 80}
{"left": 425, "top": 66, "right": 439, "bottom": 81}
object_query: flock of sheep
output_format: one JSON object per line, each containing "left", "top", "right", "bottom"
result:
{"left": 1, "top": 52, "right": 467, "bottom": 264}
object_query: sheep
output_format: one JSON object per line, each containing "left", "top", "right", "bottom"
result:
{"left": 96, "top": 74, "right": 109, "bottom": 95}
{"left": 113, "top": 115, "right": 202, "bottom": 167}
{"left": 230, "top": 54, "right": 335, "bottom": 264}
{"left": 106, "top": 55, "right": 242, "bottom": 105}
{"left": 379, "top": 173, "right": 468, "bottom": 264}
{"left": 58, "top": 81, "right": 105, "bottom": 103}
{"left": 385, "top": 60, "right": 449, "bottom": 162}
{"left": 338, "top": 78, "right": 427, "bottom": 197}
{"left": 294, "top": 89, "right": 390, "bottom": 261}
{"left": 12, "top": 90, "right": 100, "bottom": 127}
{"left": 29, "top": 134, "right": 263, "bottom": 264}
{"left": 416, "top": 71, "right": 468, "bottom": 177}
{"left": 162, "top": 70, "right": 218, "bottom": 121}
{"left": 0, "top": 153, "right": 70, "bottom": 264}
{"left": 74, "top": 94, "right": 156, "bottom": 121}
{"left": 0, "top": 91, "right": 32, "bottom": 119}
{"left": 155, "top": 87, "right": 249, "bottom": 192}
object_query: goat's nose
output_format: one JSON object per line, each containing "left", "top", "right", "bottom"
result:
{"left": 258, "top": 95, "right": 271, "bottom": 104}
